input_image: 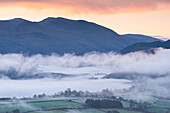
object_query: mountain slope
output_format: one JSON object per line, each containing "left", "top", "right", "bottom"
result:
{"left": 0, "top": 17, "right": 160, "bottom": 55}
{"left": 120, "top": 40, "right": 170, "bottom": 54}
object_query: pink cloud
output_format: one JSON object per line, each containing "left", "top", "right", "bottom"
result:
{"left": 0, "top": 0, "right": 170, "bottom": 14}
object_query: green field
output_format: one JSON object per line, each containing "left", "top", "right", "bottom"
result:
{"left": 0, "top": 97, "right": 170, "bottom": 113}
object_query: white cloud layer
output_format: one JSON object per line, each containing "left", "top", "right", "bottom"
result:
{"left": 0, "top": 48, "right": 169, "bottom": 76}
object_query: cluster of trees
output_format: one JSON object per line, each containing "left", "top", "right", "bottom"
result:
{"left": 32, "top": 88, "right": 114, "bottom": 99}
{"left": 0, "top": 97, "right": 11, "bottom": 101}
{"left": 85, "top": 99, "right": 123, "bottom": 108}
{"left": 55, "top": 88, "right": 113, "bottom": 98}
{"left": 5, "top": 109, "right": 20, "bottom": 113}
{"left": 129, "top": 100, "right": 149, "bottom": 111}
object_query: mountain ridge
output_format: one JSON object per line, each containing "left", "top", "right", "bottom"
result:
{"left": 0, "top": 17, "right": 160, "bottom": 55}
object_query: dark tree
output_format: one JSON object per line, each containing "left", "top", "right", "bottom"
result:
{"left": 111, "top": 96, "right": 117, "bottom": 99}
{"left": 107, "top": 110, "right": 120, "bottom": 113}
{"left": 13, "top": 109, "right": 20, "bottom": 113}
{"left": 85, "top": 99, "right": 123, "bottom": 108}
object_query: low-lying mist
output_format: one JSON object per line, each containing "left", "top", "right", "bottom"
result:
{"left": 0, "top": 48, "right": 169, "bottom": 99}
{"left": 0, "top": 48, "right": 169, "bottom": 76}
{"left": 0, "top": 77, "right": 131, "bottom": 97}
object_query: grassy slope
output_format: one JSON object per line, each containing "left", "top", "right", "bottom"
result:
{"left": 0, "top": 97, "right": 170, "bottom": 113}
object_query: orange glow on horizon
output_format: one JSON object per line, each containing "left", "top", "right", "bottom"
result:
{"left": 0, "top": 0, "right": 170, "bottom": 39}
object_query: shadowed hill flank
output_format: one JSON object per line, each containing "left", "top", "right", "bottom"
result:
{"left": 120, "top": 40, "right": 170, "bottom": 54}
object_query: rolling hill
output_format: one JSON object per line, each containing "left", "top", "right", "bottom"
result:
{"left": 120, "top": 40, "right": 170, "bottom": 54}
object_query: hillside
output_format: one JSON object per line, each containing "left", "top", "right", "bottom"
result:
{"left": 0, "top": 17, "right": 160, "bottom": 55}
{"left": 120, "top": 40, "right": 170, "bottom": 54}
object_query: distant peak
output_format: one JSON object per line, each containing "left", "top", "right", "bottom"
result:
{"left": 0, "top": 18, "right": 31, "bottom": 23}
{"left": 40, "top": 17, "right": 75, "bottom": 24}
{"left": 11, "top": 18, "right": 26, "bottom": 21}
{"left": 76, "top": 20, "right": 87, "bottom": 23}
{"left": 42, "top": 17, "right": 72, "bottom": 21}
{"left": 10, "top": 18, "right": 31, "bottom": 23}
{"left": 44, "top": 17, "right": 57, "bottom": 20}
{"left": 56, "top": 17, "right": 68, "bottom": 20}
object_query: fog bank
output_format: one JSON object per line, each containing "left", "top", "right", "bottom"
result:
{"left": 0, "top": 48, "right": 169, "bottom": 77}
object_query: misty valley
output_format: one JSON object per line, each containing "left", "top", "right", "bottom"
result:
{"left": 0, "top": 17, "right": 169, "bottom": 113}
{"left": 0, "top": 48, "right": 170, "bottom": 113}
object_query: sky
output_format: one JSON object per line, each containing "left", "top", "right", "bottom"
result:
{"left": 0, "top": 0, "right": 170, "bottom": 39}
